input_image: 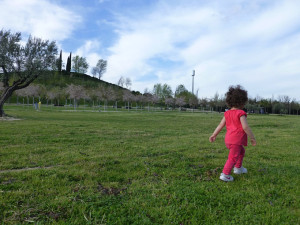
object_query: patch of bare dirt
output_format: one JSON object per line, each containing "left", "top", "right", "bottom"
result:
{"left": 0, "top": 116, "right": 21, "bottom": 121}
{"left": 0, "top": 165, "right": 59, "bottom": 174}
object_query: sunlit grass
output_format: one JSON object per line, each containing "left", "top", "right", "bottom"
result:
{"left": 0, "top": 106, "right": 299, "bottom": 224}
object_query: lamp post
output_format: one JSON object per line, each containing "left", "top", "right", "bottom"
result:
{"left": 192, "top": 70, "right": 195, "bottom": 112}
{"left": 192, "top": 70, "right": 195, "bottom": 95}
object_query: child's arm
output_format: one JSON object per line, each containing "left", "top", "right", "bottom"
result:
{"left": 240, "top": 115, "right": 256, "bottom": 146}
{"left": 209, "top": 117, "right": 226, "bottom": 142}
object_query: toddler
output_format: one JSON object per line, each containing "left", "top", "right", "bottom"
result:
{"left": 209, "top": 85, "right": 256, "bottom": 182}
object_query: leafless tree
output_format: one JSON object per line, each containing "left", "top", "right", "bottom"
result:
{"left": 125, "top": 77, "right": 132, "bottom": 89}
{"left": 142, "top": 93, "right": 152, "bottom": 111}
{"left": 176, "top": 96, "right": 186, "bottom": 110}
{"left": 28, "top": 85, "right": 42, "bottom": 106}
{"left": 151, "top": 95, "right": 160, "bottom": 111}
{"left": 135, "top": 94, "right": 145, "bottom": 110}
{"left": 105, "top": 87, "right": 118, "bottom": 110}
{"left": 123, "top": 90, "right": 134, "bottom": 110}
{"left": 46, "top": 87, "right": 66, "bottom": 106}
{"left": 65, "top": 84, "right": 87, "bottom": 110}
{"left": 94, "top": 86, "right": 105, "bottom": 110}
{"left": 15, "top": 85, "right": 39, "bottom": 106}
{"left": 165, "top": 97, "right": 175, "bottom": 109}
{"left": 88, "top": 89, "right": 99, "bottom": 109}
{"left": 118, "top": 76, "right": 125, "bottom": 87}
{"left": 46, "top": 90, "right": 57, "bottom": 106}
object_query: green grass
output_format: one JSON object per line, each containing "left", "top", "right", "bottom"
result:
{"left": 0, "top": 106, "right": 299, "bottom": 224}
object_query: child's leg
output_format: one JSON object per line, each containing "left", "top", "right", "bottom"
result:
{"left": 223, "top": 144, "right": 243, "bottom": 175}
{"left": 235, "top": 146, "right": 245, "bottom": 168}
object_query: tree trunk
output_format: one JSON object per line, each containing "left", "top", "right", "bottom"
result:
{"left": 0, "top": 101, "right": 5, "bottom": 117}
{"left": 0, "top": 86, "right": 16, "bottom": 117}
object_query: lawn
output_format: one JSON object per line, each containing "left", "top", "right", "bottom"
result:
{"left": 0, "top": 106, "right": 299, "bottom": 224}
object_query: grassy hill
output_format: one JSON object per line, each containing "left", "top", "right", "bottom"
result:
{"left": 6, "top": 71, "right": 141, "bottom": 106}
{"left": 35, "top": 71, "right": 128, "bottom": 92}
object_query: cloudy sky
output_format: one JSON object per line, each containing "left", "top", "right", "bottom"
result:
{"left": 1, "top": 0, "right": 300, "bottom": 100}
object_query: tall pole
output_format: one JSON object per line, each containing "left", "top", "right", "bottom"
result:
{"left": 192, "top": 70, "right": 195, "bottom": 95}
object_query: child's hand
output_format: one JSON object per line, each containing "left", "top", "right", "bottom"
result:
{"left": 251, "top": 139, "right": 257, "bottom": 146}
{"left": 209, "top": 135, "right": 216, "bottom": 142}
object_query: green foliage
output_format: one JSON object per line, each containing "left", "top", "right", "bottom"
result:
{"left": 72, "top": 55, "right": 89, "bottom": 73}
{"left": 55, "top": 50, "right": 62, "bottom": 72}
{"left": 92, "top": 59, "right": 107, "bottom": 79}
{"left": 0, "top": 107, "right": 299, "bottom": 224}
{"left": 66, "top": 52, "right": 71, "bottom": 74}
{"left": 34, "top": 71, "right": 121, "bottom": 90}
{"left": 152, "top": 83, "right": 173, "bottom": 100}
{"left": 0, "top": 29, "right": 57, "bottom": 116}
{"left": 175, "top": 84, "right": 188, "bottom": 97}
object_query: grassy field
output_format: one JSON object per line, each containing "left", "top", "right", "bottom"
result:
{"left": 0, "top": 106, "right": 299, "bottom": 224}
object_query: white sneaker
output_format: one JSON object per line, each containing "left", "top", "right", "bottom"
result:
{"left": 220, "top": 173, "right": 234, "bottom": 182}
{"left": 233, "top": 166, "right": 248, "bottom": 174}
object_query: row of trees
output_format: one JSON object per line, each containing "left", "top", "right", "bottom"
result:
{"left": 3, "top": 81, "right": 299, "bottom": 115}
{"left": 149, "top": 83, "right": 300, "bottom": 115}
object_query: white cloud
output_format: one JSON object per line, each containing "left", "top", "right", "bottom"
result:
{"left": 0, "top": 0, "right": 81, "bottom": 41}
{"left": 74, "top": 40, "right": 103, "bottom": 73}
{"left": 102, "top": 0, "right": 300, "bottom": 99}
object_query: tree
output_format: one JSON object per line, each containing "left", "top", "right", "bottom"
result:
{"left": 65, "top": 84, "right": 87, "bottom": 110}
{"left": 55, "top": 50, "right": 62, "bottom": 72}
{"left": 104, "top": 87, "right": 117, "bottom": 110}
{"left": 66, "top": 52, "right": 72, "bottom": 74}
{"left": 175, "top": 84, "right": 188, "bottom": 97}
{"left": 152, "top": 83, "right": 173, "bottom": 100}
{"left": 46, "top": 87, "right": 64, "bottom": 106}
{"left": 0, "top": 29, "right": 57, "bottom": 116}
{"left": 72, "top": 55, "right": 89, "bottom": 73}
{"left": 125, "top": 77, "right": 132, "bottom": 89}
{"left": 15, "top": 86, "right": 33, "bottom": 106}
{"left": 151, "top": 95, "right": 160, "bottom": 110}
{"left": 175, "top": 96, "right": 186, "bottom": 109}
{"left": 91, "top": 59, "right": 107, "bottom": 79}
{"left": 0, "top": 82, "right": 4, "bottom": 94}
{"left": 123, "top": 90, "right": 134, "bottom": 110}
{"left": 165, "top": 97, "right": 175, "bottom": 109}
{"left": 118, "top": 76, "right": 125, "bottom": 87}
{"left": 152, "top": 83, "right": 162, "bottom": 98}
{"left": 199, "top": 97, "right": 209, "bottom": 110}
{"left": 189, "top": 95, "right": 198, "bottom": 109}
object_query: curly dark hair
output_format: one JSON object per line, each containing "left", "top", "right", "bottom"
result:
{"left": 225, "top": 85, "right": 248, "bottom": 108}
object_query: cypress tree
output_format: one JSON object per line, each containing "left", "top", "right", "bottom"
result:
{"left": 59, "top": 50, "right": 62, "bottom": 72}
{"left": 66, "top": 56, "right": 70, "bottom": 74}
{"left": 70, "top": 52, "right": 72, "bottom": 70}
{"left": 66, "top": 52, "right": 72, "bottom": 74}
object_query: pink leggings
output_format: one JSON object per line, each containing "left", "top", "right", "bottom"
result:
{"left": 223, "top": 144, "right": 245, "bottom": 175}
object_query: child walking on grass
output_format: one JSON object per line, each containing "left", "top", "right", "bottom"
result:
{"left": 209, "top": 85, "right": 256, "bottom": 182}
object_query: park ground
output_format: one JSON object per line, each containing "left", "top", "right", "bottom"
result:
{"left": 0, "top": 105, "right": 299, "bottom": 224}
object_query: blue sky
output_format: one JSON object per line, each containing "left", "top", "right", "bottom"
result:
{"left": 1, "top": 0, "right": 300, "bottom": 100}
